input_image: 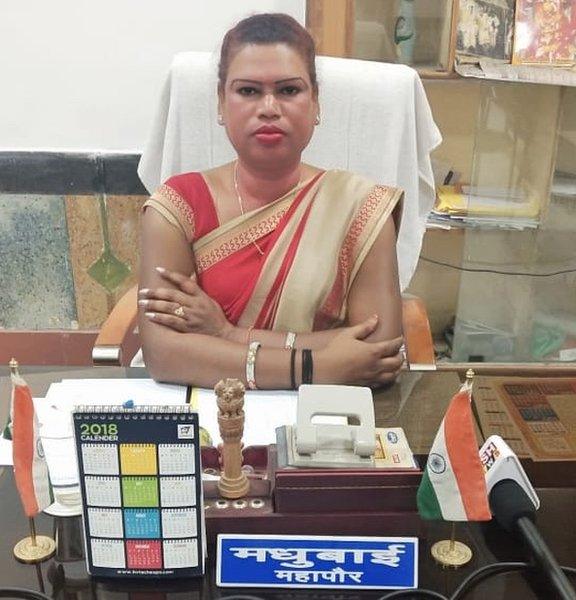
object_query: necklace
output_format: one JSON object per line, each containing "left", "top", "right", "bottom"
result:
{"left": 233, "top": 162, "right": 266, "bottom": 256}
{"left": 233, "top": 161, "right": 304, "bottom": 257}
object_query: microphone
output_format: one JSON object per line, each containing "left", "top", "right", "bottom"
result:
{"left": 480, "top": 435, "right": 540, "bottom": 509}
{"left": 482, "top": 436, "right": 576, "bottom": 600}
{"left": 489, "top": 479, "right": 576, "bottom": 600}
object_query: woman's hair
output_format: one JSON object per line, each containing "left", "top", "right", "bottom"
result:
{"left": 218, "top": 13, "right": 318, "bottom": 95}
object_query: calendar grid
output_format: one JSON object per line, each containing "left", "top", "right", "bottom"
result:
{"left": 73, "top": 405, "right": 204, "bottom": 578}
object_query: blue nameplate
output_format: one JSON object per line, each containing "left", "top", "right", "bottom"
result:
{"left": 217, "top": 534, "right": 418, "bottom": 589}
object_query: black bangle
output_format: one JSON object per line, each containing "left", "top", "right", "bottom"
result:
{"left": 301, "top": 349, "right": 313, "bottom": 385}
{"left": 290, "top": 348, "right": 297, "bottom": 390}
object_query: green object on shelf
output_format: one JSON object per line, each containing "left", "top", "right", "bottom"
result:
{"left": 394, "top": 0, "right": 415, "bottom": 64}
{"left": 531, "top": 322, "right": 566, "bottom": 360}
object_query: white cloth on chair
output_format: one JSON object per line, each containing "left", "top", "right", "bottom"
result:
{"left": 138, "top": 52, "right": 441, "bottom": 290}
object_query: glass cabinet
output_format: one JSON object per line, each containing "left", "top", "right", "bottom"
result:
{"left": 412, "top": 81, "right": 576, "bottom": 366}
{"left": 307, "top": 1, "right": 576, "bottom": 367}
{"left": 450, "top": 84, "right": 576, "bottom": 364}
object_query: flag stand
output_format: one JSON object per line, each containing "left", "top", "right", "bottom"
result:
{"left": 13, "top": 516, "right": 56, "bottom": 563}
{"left": 430, "top": 521, "right": 473, "bottom": 568}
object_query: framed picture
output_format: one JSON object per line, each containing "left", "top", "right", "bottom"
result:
{"left": 456, "top": 0, "right": 516, "bottom": 62}
{"left": 512, "top": 0, "right": 576, "bottom": 65}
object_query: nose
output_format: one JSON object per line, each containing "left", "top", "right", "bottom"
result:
{"left": 257, "top": 92, "right": 280, "bottom": 119}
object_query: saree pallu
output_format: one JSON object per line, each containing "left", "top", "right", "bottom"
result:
{"left": 194, "top": 170, "right": 402, "bottom": 332}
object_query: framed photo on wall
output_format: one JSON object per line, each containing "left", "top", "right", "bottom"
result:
{"left": 456, "top": 0, "right": 516, "bottom": 62}
{"left": 512, "top": 0, "right": 576, "bottom": 65}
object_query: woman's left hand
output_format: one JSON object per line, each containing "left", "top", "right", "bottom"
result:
{"left": 139, "top": 267, "right": 234, "bottom": 338}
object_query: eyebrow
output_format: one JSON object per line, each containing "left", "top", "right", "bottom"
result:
{"left": 231, "top": 77, "right": 307, "bottom": 85}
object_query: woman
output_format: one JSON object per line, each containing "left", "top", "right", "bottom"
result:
{"left": 138, "top": 13, "right": 404, "bottom": 389}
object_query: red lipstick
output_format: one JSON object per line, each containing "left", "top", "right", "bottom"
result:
{"left": 254, "top": 125, "right": 285, "bottom": 145}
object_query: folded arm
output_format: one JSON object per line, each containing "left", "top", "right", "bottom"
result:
{"left": 226, "top": 211, "right": 403, "bottom": 346}
{"left": 139, "top": 208, "right": 403, "bottom": 388}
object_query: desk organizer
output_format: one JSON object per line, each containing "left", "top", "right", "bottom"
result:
{"left": 201, "top": 445, "right": 423, "bottom": 548}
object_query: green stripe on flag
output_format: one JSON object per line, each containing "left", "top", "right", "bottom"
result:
{"left": 417, "top": 469, "right": 443, "bottom": 520}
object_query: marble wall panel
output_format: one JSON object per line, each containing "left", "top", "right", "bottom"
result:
{"left": 0, "top": 194, "right": 77, "bottom": 329}
{"left": 106, "top": 195, "right": 146, "bottom": 305}
{"left": 65, "top": 194, "right": 145, "bottom": 328}
{"left": 0, "top": 152, "right": 146, "bottom": 332}
{"left": 64, "top": 195, "right": 109, "bottom": 328}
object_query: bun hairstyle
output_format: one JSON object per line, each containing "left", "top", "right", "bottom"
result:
{"left": 218, "top": 13, "right": 318, "bottom": 96}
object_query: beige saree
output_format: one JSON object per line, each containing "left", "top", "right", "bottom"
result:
{"left": 184, "top": 170, "right": 403, "bottom": 332}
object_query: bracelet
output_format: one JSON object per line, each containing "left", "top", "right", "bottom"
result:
{"left": 246, "top": 341, "right": 261, "bottom": 390}
{"left": 246, "top": 325, "right": 255, "bottom": 345}
{"left": 301, "top": 349, "right": 313, "bottom": 385}
{"left": 284, "top": 331, "right": 297, "bottom": 350}
{"left": 290, "top": 348, "right": 297, "bottom": 390}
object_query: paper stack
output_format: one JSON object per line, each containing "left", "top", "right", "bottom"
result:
{"left": 428, "top": 185, "right": 540, "bottom": 230}
{"left": 26, "top": 379, "right": 298, "bottom": 492}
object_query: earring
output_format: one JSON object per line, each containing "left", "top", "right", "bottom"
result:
{"left": 217, "top": 114, "right": 224, "bottom": 125}
{"left": 315, "top": 114, "right": 321, "bottom": 125}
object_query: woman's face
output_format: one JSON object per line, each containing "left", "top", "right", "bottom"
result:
{"left": 219, "top": 43, "right": 318, "bottom": 169}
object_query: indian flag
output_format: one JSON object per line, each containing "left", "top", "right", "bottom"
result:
{"left": 11, "top": 366, "right": 52, "bottom": 516}
{"left": 417, "top": 379, "right": 491, "bottom": 521}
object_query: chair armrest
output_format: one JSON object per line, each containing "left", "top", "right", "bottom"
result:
{"left": 92, "top": 285, "right": 139, "bottom": 366}
{"left": 402, "top": 295, "right": 436, "bottom": 370}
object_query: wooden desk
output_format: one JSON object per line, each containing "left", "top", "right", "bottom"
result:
{"left": 0, "top": 367, "right": 575, "bottom": 598}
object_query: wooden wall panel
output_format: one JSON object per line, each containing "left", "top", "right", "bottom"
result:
{"left": 306, "top": 0, "right": 355, "bottom": 58}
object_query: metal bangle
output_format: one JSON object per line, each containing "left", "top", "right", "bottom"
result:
{"left": 246, "top": 341, "right": 261, "bottom": 390}
{"left": 284, "top": 331, "right": 297, "bottom": 350}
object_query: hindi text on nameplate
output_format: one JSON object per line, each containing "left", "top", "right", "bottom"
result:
{"left": 217, "top": 534, "right": 418, "bottom": 589}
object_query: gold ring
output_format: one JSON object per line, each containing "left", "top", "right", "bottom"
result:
{"left": 174, "top": 305, "right": 185, "bottom": 317}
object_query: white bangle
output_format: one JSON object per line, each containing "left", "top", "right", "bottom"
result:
{"left": 284, "top": 331, "right": 297, "bottom": 350}
{"left": 246, "top": 341, "right": 261, "bottom": 390}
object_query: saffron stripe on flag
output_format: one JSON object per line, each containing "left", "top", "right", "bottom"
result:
{"left": 444, "top": 388, "right": 491, "bottom": 521}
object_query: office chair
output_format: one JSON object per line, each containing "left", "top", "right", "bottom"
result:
{"left": 93, "top": 52, "right": 440, "bottom": 370}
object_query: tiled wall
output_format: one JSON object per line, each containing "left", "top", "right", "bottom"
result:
{"left": 0, "top": 153, "right": 147, "bottom": 330}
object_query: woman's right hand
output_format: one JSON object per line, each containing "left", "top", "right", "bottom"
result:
{"left": 316, "top": 316, "right": 404, "bottom": 386}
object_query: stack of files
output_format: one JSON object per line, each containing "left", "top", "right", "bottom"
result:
{"left": 451, "top": 319, "right": 515, "bottom": 362}
{"left": 38, "top": 379, "right": 298, "bottom": 446}
{"left": 428, "top": 185, "right": 540, "bottom": 230}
